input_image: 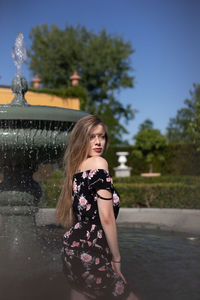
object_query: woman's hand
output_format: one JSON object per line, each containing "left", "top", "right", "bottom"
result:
{"left": 111, "top": 261, "right": 127, "bottom": 284}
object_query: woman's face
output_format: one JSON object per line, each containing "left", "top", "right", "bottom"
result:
{"left": 88, "top": 124, "right": 106, "bottom": 157}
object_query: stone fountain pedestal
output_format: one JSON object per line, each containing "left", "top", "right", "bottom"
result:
{"left": 114, "top": 152, "right": 132, "bottom": 177}
{"left": 0, "top": 191, "right": 69, "bottom": 300}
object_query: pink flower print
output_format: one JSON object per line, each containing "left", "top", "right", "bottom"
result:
{"left": 65, "top": 249, "right": 74, "bottom": 256}
{"left": 82, "top": 171, "right": 87, "bottom": 179}
{"left": 86, "top": 204, "right": 91, "bottom": 211}
{"left": 81, "top": 253, "right": 92, "bottom": 263}
{"left": 98, "top": 265, "right": 106, "bottom": 271}
{"left": 114, "top": 281, "right": 124, "bottom": 296}
{"left": 72, "top": 181, "right": 77, "bottom": 193}
{"left": 88, "top": 169, "right": 97, "bottom": 179}
{"left": 74, "top": 222, "right": 80, "bottom": 229}
{"left": 106, "top": 177, "right": 111, "bottom": 182}
{"left": 113, "top": 193, "right": 119, "bottom": 204}
{"left": 115, "top": 281, "right": 124, "bottom": 295}
{"left": 106, "top": 273, "right": 111, "bottom": 278}
{"left": 64, "top": 230, "right": 70, "bottom": 238}
{"left": 95, "top": 257, "right": 100, "bottom": 265}
{"left": 64, "top": 230, "right": 71, "bottom": 238}
{"left": 96, "top": 277, "right": 102, "bottom": 284}
{"left": 97, "top": 230, "right": 102, "bottom": 239}
{"left": 87, "top": 241, "right": 92, "bottom": 246}
{"left": 79, "top": 196, "right": 87, "bottom": 206}
{"left": 87, "top": 274, "right": 94, "bottom": 281}
{"left": 71, "top": 241, "right": 80, "bottom": 247}
{"left": 91, "top": 224, "right": 96, "bottom": 231}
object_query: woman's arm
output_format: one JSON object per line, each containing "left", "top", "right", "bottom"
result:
{"left": 97, "top": 189, "right": 126, "bottom": 283}
{"left": 97, "top": 189, "right": 121, "bottom": 261}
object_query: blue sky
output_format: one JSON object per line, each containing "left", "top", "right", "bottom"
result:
{"left": 0, "top": 0, "right": 200, "bottom": 142}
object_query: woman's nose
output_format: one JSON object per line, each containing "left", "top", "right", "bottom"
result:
{"left": 95, "top": 136, "right": 100, "bottom": 145}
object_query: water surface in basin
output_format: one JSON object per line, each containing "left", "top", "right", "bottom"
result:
{"left": 117, "top": 224, "right": 200, "bottom": 300}
{"left": 2, "top": 224, "right": 200, "bottom": 300}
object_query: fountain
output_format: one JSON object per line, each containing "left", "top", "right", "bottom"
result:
{"left": 0, "top": 33, "right": 87, "bottom": 300}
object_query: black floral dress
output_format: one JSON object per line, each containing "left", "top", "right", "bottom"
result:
{"left": 62, "top": 169, "right": 131, "bottom": 299}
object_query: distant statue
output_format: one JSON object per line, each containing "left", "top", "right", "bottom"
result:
{"left": 114, "top": 152, "right": 132, "bottom": 177}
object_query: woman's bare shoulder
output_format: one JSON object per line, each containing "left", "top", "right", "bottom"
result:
{"left": 84, "top": 156, "right": 108, "bottom": 171}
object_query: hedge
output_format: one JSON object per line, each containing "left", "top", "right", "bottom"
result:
{"left": 40, "top": 174, "right": 200, "bottom": 209}
{"left": 115, "top": 182, "right": 200, "bottom": 208}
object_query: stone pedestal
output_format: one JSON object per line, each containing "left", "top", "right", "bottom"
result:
{"left": 114, "top": 152, "right": 132, "bottom": 178}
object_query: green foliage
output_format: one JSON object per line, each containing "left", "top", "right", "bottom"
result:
{"left": 40, "top": 171, "right": 200, "bottom": 209}
{"left": 139, "top": 119, "right": 153, "bottom": 131}
{"left": 116, "top": 182, "right": 200, "bottom": 209}
{"left": 189, "top": 83, "right": 200, "bottom": 150}
{"left": 114, "top": 175, "right": 200, "bottom": 184}
{"left": 41, "top": 182, "right": 62, "bottom": 208}
{"left": 28, "top": 24, "right": 136, "bottom": 144}
{"left": 166, "top": 83, "right": 200, "bottom": 144}
{"left": 132, "top": 125, "right": 167, "bottom": 173}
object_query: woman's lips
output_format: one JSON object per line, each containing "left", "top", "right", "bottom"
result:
{"left": 93, "top": 148, "right": 101, "bottom": 153}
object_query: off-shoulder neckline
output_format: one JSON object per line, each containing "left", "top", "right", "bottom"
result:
{"left": 73, "top": 169, "right": 109, "bottom": 176}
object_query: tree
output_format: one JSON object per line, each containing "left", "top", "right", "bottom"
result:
{"left": 166, "top": 83, "right": 200, "bottom": 144}
{"left": 28, "top": 24, "right": 135, "bottom": 144}
{"left": 133, "top": 121, "right": 167, "bottom": 173}
{"left": 139, "top": 119, "right": 153, "bottom": 131}
{"left": 187, "top": 83, "right": 200, "bottom": 150}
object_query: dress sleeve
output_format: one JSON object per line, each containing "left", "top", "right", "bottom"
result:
{"left": 88, "top": 169, "right": 114, "bottom": 194}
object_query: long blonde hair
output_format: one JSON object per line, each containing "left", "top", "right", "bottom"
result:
{"left": 56, "top": 115, "right": 108, "bottom": 228}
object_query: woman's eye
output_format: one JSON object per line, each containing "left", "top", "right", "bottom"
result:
{"left": 90, "top": 135, "right": 95, "bottom": 140}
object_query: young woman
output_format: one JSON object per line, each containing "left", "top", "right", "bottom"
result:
{"left": 56, "top": 115, "right": 139, "bottom": 300}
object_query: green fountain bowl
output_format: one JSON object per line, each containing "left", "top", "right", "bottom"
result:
{"left": 0, "top": 104, "right": 87, "bottom": 122}
{"left": 0, "top": 105, "right": 88, "bottom": 166}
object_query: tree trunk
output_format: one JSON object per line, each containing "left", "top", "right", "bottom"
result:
{"left": 149, "top": 162, "right": 153, "bottom": 173}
